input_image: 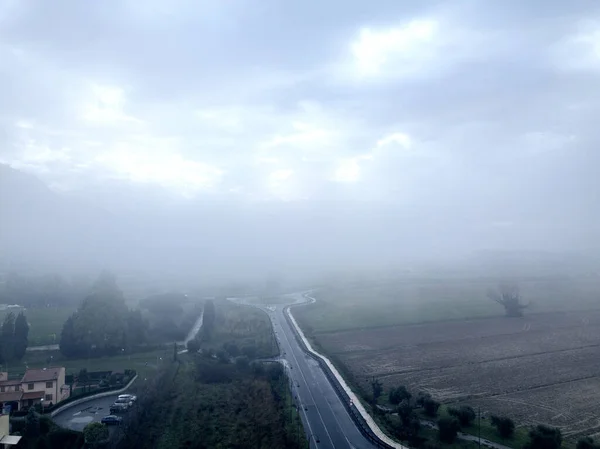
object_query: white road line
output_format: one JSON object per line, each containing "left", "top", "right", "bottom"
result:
{"left": 276, "top": 308, "right": 336, "bottom": 448}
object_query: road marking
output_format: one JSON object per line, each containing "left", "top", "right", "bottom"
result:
{"left": 275, "top": 310, "right": 336, "bottom": 448}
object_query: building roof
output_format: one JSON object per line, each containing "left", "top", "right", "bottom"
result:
{"left": 21, "top": 367, "right": 63, "bottom": 383}
{"left": 0, "top": 391, "right": 23, "bottom": 402}
{"left": 21, "top": 391, "right": 44, "bottom": 400}
{"left": 0, "top": 379, "right": 21, "bottom": 387}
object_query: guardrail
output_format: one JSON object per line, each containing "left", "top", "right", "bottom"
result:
{"left": 49, "top": 374, "right": 138, "bottom": 418}
{"left": 284, "top": 299, "right": 405, "bottom": 449}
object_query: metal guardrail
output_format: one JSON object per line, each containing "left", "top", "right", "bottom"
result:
{"left": 284, "top": 303, "right": 396, "bottom": 449}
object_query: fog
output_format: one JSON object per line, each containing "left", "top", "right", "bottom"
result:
{"left": 1, "top": 1, "right": 599, "bottom": 287}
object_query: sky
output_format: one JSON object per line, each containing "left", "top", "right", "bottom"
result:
{"left": 1, "top": 0, "right": 600, "bottom": 277}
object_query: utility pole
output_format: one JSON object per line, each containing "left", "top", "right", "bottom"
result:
{"left": 478, "top": 407, "right": 481, "bottom": 449}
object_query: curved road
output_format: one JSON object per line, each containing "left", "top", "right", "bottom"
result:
{"left": 52, "top": 393, "right": 128, "bottom": 439}
{"left": 234, "top": 294, "right": 378, "bottom": 449}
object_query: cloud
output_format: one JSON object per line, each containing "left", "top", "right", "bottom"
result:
{"left": 0, "top": 0, "right": 598, "bottom": 229}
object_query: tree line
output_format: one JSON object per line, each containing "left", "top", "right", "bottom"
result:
{"left": 0, "top": 272, "right": 91, "bottom": 308}
{"left": 0, "top": 311, "right": 29, "bottom": 363}
{"left": 59, "top": 272, "right": 148, "bottom": 358}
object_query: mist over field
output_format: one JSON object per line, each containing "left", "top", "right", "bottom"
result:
{"left": 1, "top": 163, "right": 599, "bottom": 289}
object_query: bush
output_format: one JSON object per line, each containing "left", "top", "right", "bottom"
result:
{"left": 187, "top": 339, "right": 200, "bottom": 353}
{"left": 448, "top": 406, "right": 476, "bottom": 427}
{"left": 525, "top": 425, "right": 562, "bottom": 449}
{"left": 389, "top": 386, "right": 412, "bottom": 405}
{"left": 423, "top": 398, "right": 440, "bottom": 417}
{"left": 577, "top": 437, "right": 600, "bottom": 449}
{"left": 438, "top": 417, "right": 460, "bottom": 443}
{"left": 235, "top": 355, "right": 250, "bottom": 369}
{"left": 83, "top": 422, "right": 109, "bottom": 444}
{"left": 491, "top": 415, "right": 515, "bottom": 439}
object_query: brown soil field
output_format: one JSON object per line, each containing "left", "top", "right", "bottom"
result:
{"left": 315, "top": 309, "right": 600, "bottom": 440}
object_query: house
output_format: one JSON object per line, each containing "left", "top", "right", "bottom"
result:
{"left": 0, "top": 367, "right": 70, "bottom": 412}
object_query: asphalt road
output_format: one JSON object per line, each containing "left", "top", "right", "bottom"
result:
{"left": 52, "top": 393, "right": 129, "bottom": 437}
{"left": 267, "top": 298, "right": 378, "bottom": 449}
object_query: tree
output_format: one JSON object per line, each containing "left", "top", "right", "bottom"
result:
{"left": 577, "top": 437, "right": 600, "bottom": 449}
{"left": 491, "top": 415, "right": 515, "bottom": 439}
{"left": 525, "top": 425, "right": 562, "bottom": 449}
{"left": 0, "top": 312, "right": 16, "bottom": 362}
{"left": 438, "top": 417, "right": 460, "bottom": 443}
{"left": 487, "top": 283, "right": 528, "bottom": 317}
{"left": 201, "top": 300, "right": 216, "bottom": 342}
{"left": 370, "top": 379, "right": 383, "bottom": 403}
{"left": 448, "top": 406, "right": 476, "bottom": 427}
{"left": 59, "top": 314, "right": 82, "bottom": 358}
{"left": 423, "top": 397, "right": 441, "bottom": 417}
{"left": 25, "top": 407, "right": 40, "bottom": 438}
{"left": 187, "top": 339, "right": 200, "bottom": 353}
{"left": 14, "top": 311, "right": 29, "bottom": 360}
{"left": 389, "top": 385, "right": 412, "bottom": 405}
{"left": 83, "top": 422, "right": 109, "bottom": 445}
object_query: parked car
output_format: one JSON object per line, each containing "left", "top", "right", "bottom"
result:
{"left": 114, "top": 398, "right": 133, "bottom": 407}
{"left": 118, "top": 394, "right": 137, "bottom": 402}
{"left": 101, "top": 415, "right": 123, "bottom": 425}
{"left": 110, "top": 403, "right": 129, "bottom": 413}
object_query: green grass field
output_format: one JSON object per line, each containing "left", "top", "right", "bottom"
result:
{"left": 3, "top": 347, "right": 173, "bottom": 381}
{"left": 295, "top": 276, "right": 600, "bottom": 333}
{"left": 0, "top": 306, "right": 74, "bottom": 346}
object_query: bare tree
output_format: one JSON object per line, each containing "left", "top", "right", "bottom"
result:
{"left": 487, "top": 283, "right": 528, "bottom": 317}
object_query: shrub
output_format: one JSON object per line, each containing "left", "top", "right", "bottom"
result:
{"left": 83, "top": 422, "right": 109, "bottom": 444}
{"left": 525, "top": 425, "right": 562, "bottom": 449}
{"left": 423, "top": 398, "right": 440, "bottom": 417}
{"left": 490, "top": 415, "right": 515, "bottom": 439}
{"left": 389, "top": 386, "right": 412, "bottom": 405}
{"left": 577, "top": 437, "right": 600, "bottom": 449}
{"left": 438, "top": 417, "right": 460, "bottom": 443}
{"left": 448, "top": 406, "right": 476, "bottom": 427}
{"left": 187, "top": 339, "right": 200, "bottom": 353}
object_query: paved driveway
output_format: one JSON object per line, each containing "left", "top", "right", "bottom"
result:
{"left": 52, "top": 394, "right": 130, "bottom": 435}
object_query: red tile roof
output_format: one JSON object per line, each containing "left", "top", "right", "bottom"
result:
{"left": 21, "top": 391, "right": 44, "bottom": 400}
{"left": 21, "top": 367, "right": 62, "bottom": 383}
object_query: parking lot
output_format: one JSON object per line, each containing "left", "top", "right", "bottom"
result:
{"left": 52, "top": 394, "right": 131, "bottom": 434}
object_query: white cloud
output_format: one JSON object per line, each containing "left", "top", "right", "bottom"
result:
{"left": 350, "top": 20, "right": 438, "bottom": 78}
{"left": 82, "top": 84, "right": 143, "bottom": 125}
{"left": 553, "top": 20, "right": 600, "bottom": 72}
{"left": 333, "top": 158, "right": 362, "bottom": 183}
{"left": 94, "top": 142, "right": 223, "bottom": 197}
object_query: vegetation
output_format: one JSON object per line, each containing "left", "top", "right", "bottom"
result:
{"left": 139, "top": 292, "right": 202, "bottom": 343}
{"left": 116, "top": 299, "right": 305, "bottom": 449}
{"left": 491, "top": 415, "right": 516, "bottom": 439}
{"left": 370, "top": 378, "right": 383, "bottom": 403}
{"left": 389, "top": 385, "right": 412, "bottom": 405}
{"left": 524, "top": 425, "right": 563, "bottom": 449}
{"left": 0, "top": 306, "right": 73, "bottom": 346}
{"left": 438, "top": 417, "right": 461, "bottom": 443}
{"left": 0, "top": 310, "right": 29, "bottom": 363}
{"left": 83, "top": 422, "right": 109, "bottom": 445}
{"left": 195, "top": 299, "right": 277, "bottom": 360}
{"left": 294, "top": 276, "right": 600, "bottom": 334}
{"left": 59, "top": 272, "right": 149, "bottom": 358}
{"left": 487, "top": 283, "right": 528, "bottom": 317}
{"left": 0, "top": 272, "right": 90, "bottom": 308}
{"left": 423, "top": 398, "right": 441, "bottom": 417}
{"left": 10, "top": 410, "right": 83, "bottom": 448}
{"left": 577, "top": 437, "right": 600, "bottom": 449}
{"left": 448, "top": 406, "right": 476, "bottom": 427}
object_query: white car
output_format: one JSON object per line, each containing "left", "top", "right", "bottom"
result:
{"left": 118, "top": 394, "right": 137, "bottom": 402}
